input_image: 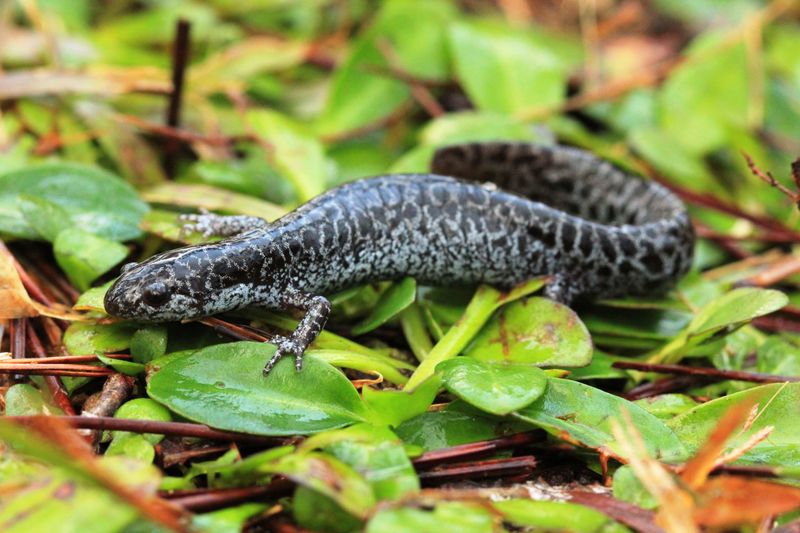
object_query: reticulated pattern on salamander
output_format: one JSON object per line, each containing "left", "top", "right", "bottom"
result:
{"left": 103, "top": 142, "right": 694, "bottom": 324}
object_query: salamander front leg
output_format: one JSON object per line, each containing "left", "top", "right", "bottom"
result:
{"left": 543, "top": 274, "right": 579, "bottom": 305}
{"left": 263, "top": 289, "right": 332, "bottom": 375}
{"left": 180, "top": 208, "right": 270, "bottom": 238}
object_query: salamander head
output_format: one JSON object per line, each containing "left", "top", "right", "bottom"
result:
{"left": 104, "top": 244, "right": 258, "bottom": 322}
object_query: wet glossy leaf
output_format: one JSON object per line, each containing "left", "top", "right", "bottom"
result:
{"left": 147, "top": 342, "right": 368, "bottom": 435}
{"left": 515, "top": 378, "right": 686, "bottom": 461}
{"left": 464, "top": 297, "right": 592, "bottom": 367}
{"left": 352, "top": 277, "right": 416, "bottom": 335}
{"left": 73, "top": 281, "right": 112, "bottom": 313}
{"left": 437, "top": 358, "right": 548, "bottom": 415}
{"left": 54, "top": 228, "right": 128, "bottom": 291}
{"left": 668, "top": 383, "right": 800, "bottom": 467}
{"left": 0, "top": 163, "right": 148, "bottom": 241}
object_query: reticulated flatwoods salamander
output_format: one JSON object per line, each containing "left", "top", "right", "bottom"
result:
{"left": 104, "top": 142, "right": 695, "bottom": 374}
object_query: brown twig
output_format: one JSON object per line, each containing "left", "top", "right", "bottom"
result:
{"left": 624, "top": 375, "right": 710, "bottom": 401}
{"left": 26, "top": 327, "right": 76, "bottom": 415}
{"left": 0, "top": 364, "right": 114, "bottom": 377}
{"left": 743, "top": 151, "right": 800, "bottom": 208}
{"left": 735, "top": 254, "right": 800, "bottom": 287}
{"left": 6, "top": 415, "right": 294, "bottom": 446}
{"left": 116, "top": 114, "right": 255, "bottom": 147}
{"left": 613, "top": 361, "right": 799, "bottom": 384}
{"left": 199, "top": 317, "right": 269, "bottom": 342}
{"left": 161, "top": 478, "right": 294, "bottom": 512}
{"left": 417, "top": 456, "right": 538, "bottom": 484}
{"left": 164, "top": 18, "right": 191, "bottom": 177}
{"left": 412, "top": 431, "right": 541, "bottom": 469}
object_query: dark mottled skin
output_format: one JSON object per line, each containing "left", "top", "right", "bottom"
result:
{"left": 104, "top": 142, "right": 695, "bottom": 373}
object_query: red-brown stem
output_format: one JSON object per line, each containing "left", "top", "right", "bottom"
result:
{"left": 161, "top": 478, "right": 294, "bottom": 512}
{"left": 417, "top": 456, "right": 537, "bottom": 484}
{"left": 25, "top": 328, "right": 76, "bottom": 415}
{"left": 613, "top": 361, "right": 799, "bottom": 384}
{"left": 412, "top": 431, "right": 541, "bottom": 469}
{"left": 624, "top": 375, "right": 709, "bottom": 401}
{"left": 752, "top": 315, "right": 800, "bottom": 334}
{"left": 6, "top": 415, "right": 294, "bottom": 446}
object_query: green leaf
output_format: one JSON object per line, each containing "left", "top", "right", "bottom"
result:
{"left": 437, "top": 358, "right": 547, "bottom": 416}
{"left": 130, "top": 326, "right": 168, "bottom": 364}
{"left": 667, "top": 383, "right": 800, "bottom": 467}
{"left": 352, "top": 277, "right": 416, "bottom": 335}
{"left": 493, "top": 499, "right": 629, "bottom": 533}
{"left": 0, "top": 163, "right": 148, "bottom": 241}
{"left": 53, "top": 228, "right": 129, "bottom": 291}
{"left": 390, "top": 111, "right": 538, "bottom": 173}
{"left": 405, "top": 278, "right": 548, "bottom": 390}
{"left": 4, "top": 384, "right": 64, "bottom": 416}
{"left": 634, "top": 394, "right": 700, "bottom": 420}
{"left": 104, "top": 434, "right": 155, "bottom": 463}
{"left": 650, "top": 288, "right": 788, "bottom": 365}
{"left": 64, "top": 321, "right": 138, "bottom": 355}
{"left": 293, "top": 487, "right": 363, "bottom": 533}
{"left": 464, "top": 297, "right": 592, "bottom": 367}
{"left": 17, "top": 195, "right": 71, "bottom": 242}
{"left": 193, "top": 503, "right": 268, "bottom": 533}
{"left": 657, "top": 31, "right": 749, "bottom": 155}
{"left": 97, "top": 353, "right": 145, "bottom": 375}
{"left": 246, "top": 109, "right": 328, "bottom": 202}
{"left": 147, "top": 342, "right": 368, "bottom": 435}
{"left": 113, "top": 398, "right": 172, "bottom": 445}
{"left": 363, "top": 377, "right": 440, "bottom": 427}
{"left": 449, "top": 19, "right": 567, "bottom": 114}
{"left": 73, "top": 281, "right": 112, "bottom": 313}
{"left": 514, "top": 378, "right": 686, "bottom": 462}
{"left": 367, "top": 502, "right": 495, "bottom": 533}
{"left": 260, "top": 452, "right": 375, "bottom": 519}
{"left": 141, "top": 183, "right": 286, "bottom": 220}
{"left": 315, "top": 0, "right": 454, "bottom": 137}
{"left": 395, "top": 401, "right": 529, "bottom": 452}
{"left": 302, "top": 424, "right": 420, "bottom": 501}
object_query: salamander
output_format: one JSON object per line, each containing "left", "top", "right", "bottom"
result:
{"left": 104, "top": 142, "right": 695, "bottom": 374}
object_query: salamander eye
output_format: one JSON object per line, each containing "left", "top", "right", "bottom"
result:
{"left": 120, "top": 262, "right": 138, "bottom": 274}
{"left": 142, "top": 282, "right": 170, "bottom": 307}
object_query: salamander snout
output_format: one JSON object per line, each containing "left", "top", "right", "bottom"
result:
{"left": 104, "top": 262, "right": 193, "bottom": 322}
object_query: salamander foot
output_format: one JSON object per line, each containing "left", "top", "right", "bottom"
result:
{"left": 263, "top": 335, "right": 305, "bottom": 375}
{"left": 180, "top": 209, "right": 270, "bottom": 238}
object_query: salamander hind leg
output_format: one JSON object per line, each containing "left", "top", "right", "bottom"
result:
{"left": 542, "top": 273, "right": 580, "bottom": 305}
{"left": 263, "top": 289, "right": 332, "bottom": 375}
{"left": 179, "top": 208, "right": 270, "bottom": 238}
